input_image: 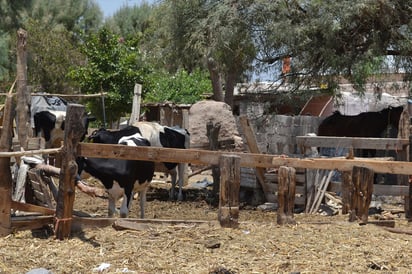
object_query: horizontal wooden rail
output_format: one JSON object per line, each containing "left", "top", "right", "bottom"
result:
{"left": 78, "top": 143, "right": 412, "bottom": 175}
{"left": 0, "top": 147, "right": 62, "bottom": 157}
{"left": 296, "top": 136, "right": 409, "bottom": 150}
{"left": 78, "top": 143, "right": 275, "bottom": 168}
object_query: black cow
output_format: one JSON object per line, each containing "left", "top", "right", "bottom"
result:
{"left": 77, "top": 131, "right": 154, "bottom": 218}
{"left": 318, "top": 105, "right": 404, "bottom": 157}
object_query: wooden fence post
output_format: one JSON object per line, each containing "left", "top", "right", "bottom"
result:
{"left": 341, "top": 171, "right": 352, "bottom": 214}
{"left": 277, "top": 166, "right": 296, "bottom": 225}
{"left": 16, "top": 28, "right": 31, "bottom": 150}
{"left": 207, "top": 121, "right": 221, "bottom": 204}
{"left": 0, "top": 94, "right": 15, "bottom": 236}
{"left": 218, "top": 155, "right": 240, "bottom": 228}
{"left": 349, "top": 166, "right": 374, "bottom": 224}
{"left": 55, "top": 104, "right": 85, "bottom": 240}
{"left": 129, "top": 83, "right": 142, "bottom": 125}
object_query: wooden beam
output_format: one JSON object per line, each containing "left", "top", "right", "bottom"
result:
{"left": 78, "top": 143, "right": 274, "bottom": 168}
{"left": 11, "top": 216, "right": 54, "bottom": 231}
{"left": 11, "top": 201, "right": 55, "bottom": 215}
{"left": 272, "top": 157, "right": 412, "bottom": 175}
{"left": 296, "top": 136, "right": 409, "bottom": 150}
{"left": 78, "top": 143, "right": 412, "bottom": 175}
{"left": 329, "top": 181, "right": 410, "bottom": 196}
{"left": 0, "top": 147, "right": 61, "bottom": 158}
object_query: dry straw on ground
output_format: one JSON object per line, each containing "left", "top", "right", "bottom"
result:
{"left": 1, "top": 182, "right": 412, "bottom": 274}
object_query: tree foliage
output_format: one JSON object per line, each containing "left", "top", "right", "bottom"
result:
{"left": 250, "top": 0, "right": 412, "bottom": 93}
{"left": 0, "top": 0, "right": 102, "bottom": 89}
{"left": 26, "top": 19, "right": 85, "bottom": 92}
{"left": 144, "top": 68, "right": 212, "bottom": 104}
{"left": 155, "top": 0, "right": 256, "bottom": 108}
{"left": 68, "top": 28, "right": 147, "bottom": 123}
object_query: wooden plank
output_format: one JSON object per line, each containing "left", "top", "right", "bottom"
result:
{"left": 296, "top": 136, "right": 409, "bottom": 150}
{"left": 78, "top": 143, "right": 412, "bottom": 175}
{"left": 72, "top": 216, "right": 210, "bottom": 230}
{"left": 272, "top": 157, "right": 412, "bottom": 175}
{"left": 11, "top": 216, "right": 54, "bottom": 231}
{"left": 265, "top": 173, "right": 306, "bottom": 183}
{"left": 11, "top": 201, "right": 55, "bottom": 215}
{"left": 265, "top": 193, "right": 305, "bottom": 206}
{"left": 266, "top": 184, "right": 305, "bottom": 195}
{"left": 329, "top": 181, "right": 409, "bottom": 196}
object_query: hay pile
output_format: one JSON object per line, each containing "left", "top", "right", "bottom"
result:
{"left": 1, "top": 185, "right": 412, "bottom": 273}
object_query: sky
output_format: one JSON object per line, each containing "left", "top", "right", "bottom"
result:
{"left": 95, "top": 0, "right": 153, "bottom": 18}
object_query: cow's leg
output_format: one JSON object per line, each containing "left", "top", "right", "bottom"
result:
{"left": 107, "top": 195, "right": 118, "bottom": 217}
{"left": 106, "top": 181, "right": 124, "bottom": 217}
{"left": 176, "top": 163, "right": 185, "bottom": 201}
{"left": 169, "top": 168, "right": 178, "bottom": 200}
{"left": 119, "top": 193, "right": 130, "bottom": 218}
{"left": 139, "top": 188, "right": 147, "bottom": 219}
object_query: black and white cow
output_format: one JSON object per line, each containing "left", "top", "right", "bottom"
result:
{"left": 77, "top": 130, "right": 154, "bottom": 218}
{"left": 90, "top": 122, "right": 190, "bottom": 201}
{"left": 33, "top": 110, "right": 95, "bottom": 149}
{"left": 31, "top": 95, "right": 95, "bottom": 149}
{"left": 132, "top": 121, "right": 190, "bottom": 201}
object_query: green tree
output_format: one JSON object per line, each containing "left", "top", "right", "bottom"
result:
{"left": 68, "top": 28, "right": 147, "bottom": 123}
{"left": 0, "top": 0, "right": 103, "bottom": 89}
{"left": 104, "top": 2, "right": 154, "bottom": 39}
{"left": 26, "top": 19, "right": 85, "bottom": 92}
{"left": 153, "top": 0, "right": 256, "bottom": 108}
{"left": 144, "top": 68, "right": 212, "bottom": 104}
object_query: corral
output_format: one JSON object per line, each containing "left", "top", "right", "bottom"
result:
{"left": 1, "top": 99, "right": 412, "bottom": 273}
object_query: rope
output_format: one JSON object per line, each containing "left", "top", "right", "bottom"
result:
{"left": 54, "top": 217, "right": 72, "bottom": 233}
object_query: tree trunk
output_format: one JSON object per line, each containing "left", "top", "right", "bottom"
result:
{"left": 224, "top": 71, "right": 237, "bottom": 109}
{"left": 207, "top": 57, "right": 223, "bottom": 102}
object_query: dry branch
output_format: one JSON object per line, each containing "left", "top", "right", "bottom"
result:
{"left": 382, "top": 227, "right": 412, "bottom": 235}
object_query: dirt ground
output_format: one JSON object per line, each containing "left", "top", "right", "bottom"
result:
{"left": 1, "top": 176, "right": 412, "bottom": 274}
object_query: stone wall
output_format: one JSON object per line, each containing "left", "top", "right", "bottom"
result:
{"left": 237, "top": 114, "right": 322, "bottom": 156}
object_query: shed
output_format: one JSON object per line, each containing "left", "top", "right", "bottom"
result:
{"left": 141, "top": 102, "right": 191, "bottom": 127}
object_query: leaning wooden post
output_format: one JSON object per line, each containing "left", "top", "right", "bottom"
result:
{"left": 0, "top": 94, "right": 15, "bottom": 236}
{"left": 349, "top": 166, "right": 374, "bottom": 224}
{"left": 277, "top": 166, "right": 296, "bottom": 225}
{"left": 55, "top": 104, "right": 85, "bottom": 240}
{"left": 218, "top": 155, "right": 240, "bottom": 228}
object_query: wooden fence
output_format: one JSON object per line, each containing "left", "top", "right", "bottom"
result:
{"left": 1, "top": 105, "right": 412, "bottom": 239}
